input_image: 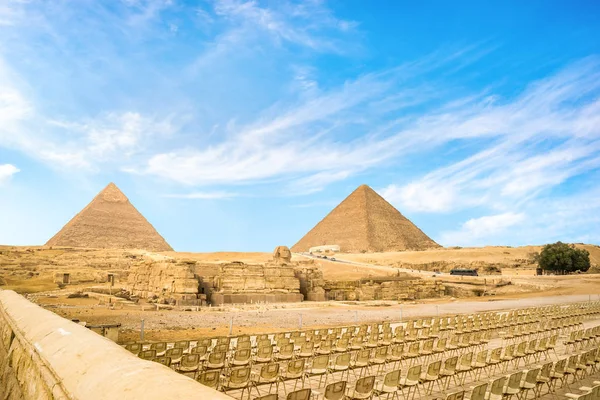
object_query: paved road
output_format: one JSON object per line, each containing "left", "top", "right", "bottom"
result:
{"left": 295, "top": 252, "right": 439, "bottom": 277}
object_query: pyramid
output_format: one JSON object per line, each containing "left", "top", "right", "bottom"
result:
{"left": 291, "top": 184, "right": 440, "bottom": 253}
{"left": 46, "top": 183, "right": 173, "bottom": 251}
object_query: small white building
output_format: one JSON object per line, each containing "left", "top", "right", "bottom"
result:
{"left": 309, "top": 245, "right": 340, "bottom": 254}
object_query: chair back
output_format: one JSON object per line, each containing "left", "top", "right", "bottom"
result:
{"left": 442, "top": 355, "right": 458, "bottom": 373}
{"left": 140, "top": 349, "right": 156, "bottom": 360}
{"left": 335, "top": 352, "right": 351, "bottom": 368}
{"left": 506, "top": 371, "right": 523, "bottom": 390}
{"left": 324, "top": 381, "right": 347, "bottom": 400}
{"left": 197, "top": 369, "right": 220, "bottom": 388}
{"left": 446, "top": 390, "right": 466, "bottom": 400}
{"left": 383, "top": 369, "right": 401, "bottom": 387}
{"left": 469, "top": 383, "right": 488, "bottom": 400}
{"left": 175, "top": 340, "right": 189, "bottom": 351}
{"left": 230, "top": 366, "right": 251, "bottom": 384}
{"left": 476, "top": 349, "right": 488, "bottom": 364}
{"left": 354, "top": 376, "right": 375, "bottom": 396}
{"left": 261, "top": 363, "right": 280, "bottom": 380}
{"left": 490, "top": 376, "right": 507, "bottom": 396}
{"left": 406, "top": 364, "right": 421, "bottom": 384}
{"left": 287, "top": 358, "right": 306, "bottom": 375}
{"left": 180, "top": 354, "right": 200, "bottom": 368}
{"left": 192, "top": 345, "right": 208, "bottom": 357}
{"left": 312, "top": 354, "right": 329, "bottom": 370}
{"left": 287, "top": 388, "right": 311, "bottom": 400}
{"left": 154, "top": 356, "right": 171, "bottom": 366}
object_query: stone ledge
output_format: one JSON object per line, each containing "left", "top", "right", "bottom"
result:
{"left": 0, "top": 290, "right": 230, "bottom": 400}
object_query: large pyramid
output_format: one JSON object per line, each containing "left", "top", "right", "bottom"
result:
{"left": 291, "top": 184, "right": 440, "bottom": 253}
{"left": 46, "top": 183, "right": 173, "bottom": 251}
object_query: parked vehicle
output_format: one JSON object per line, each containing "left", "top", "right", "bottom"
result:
{"left": 449, "top": 268, "right": 478, "bottom": 276}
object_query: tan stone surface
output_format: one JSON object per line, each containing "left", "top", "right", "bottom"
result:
{"left": 272, "top": 245, "right": 292, "bottom": 264}
{"left": 0, "top": 290, "right": 230, "bottom": 400}
{"left": 127, "top": 260, "right": 200, "bottom": 302}
{"left": 46, "top": 183, "right": 172, "bottom": 252}
{"left": 292, "top": 184, "right": 439, "bottom": 253}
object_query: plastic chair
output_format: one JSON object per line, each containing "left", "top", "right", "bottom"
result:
{"left": 347, "top": 375, "right": 376, "bottom": 400}
{"left": 549, "top": 358, "right": 567, "bottom": 393}
{"left": 191, "top": 345, "right": 208, "bottom": 362}
{"left": 125, "top": 343, "right": 141, "bottom": 355}
{"left": 165, "top": 347, "right": 183, "bottom": 367}
{"left": 373, "top": 369, "right": 401, "bottom": 400}
{"left": 232, "top": 348, "right": 252, "bottom": 367}
{"left": 387, "top": 343, "right": 404, "bottom": 370}
{"left": 440, "top": 355, "right": 458, "bottom": 390}
{"left": 150, "top": 342, "right": 167, "bottom": 357}
{"left": 282, "top": 358, "right": 306, "bottom": 394}
{"left": 350, "top": 349, "right": 372, "bottom": 378}
{"left": 252, "top": 363, "right": 281, "bottom": 397}
{"left": 485, "top": 375, "right": 507, "bottom": 400}
{"left": 399, "top": 364, "right": 422, "bottom": 400}
{"left": 329, "top": 352, "right": 351, "bottom": 382}
{"left": 256, "top": 346, "right": 274, "bottom": 364}
{"left": 222, "top": 366, "right": 252, "bottom": 400}
{"left": 139, "top": 349, "right": 156, "bottom": 360}
{"left": 206, "top": 350, "right": 226, "bottom": 370}
{"left": 306, "top": 354, "right": 329, "bottom": 387}
{"left": 178, "top": 353, "right": 201, "bottom": 376}
{"left": 503, "top": 371, "right": 523, "bottom": 400}
{"left": 277, "top": 343, "right": 295, "bottom": 361}
{"left": 197, "top": 369, "right": 221, "bottom": 390}
{"left": 153, "top": 356, "right": 171, "bottom": 367}
{"left": 370, "top": 346, "right": 388, "bottom": 375}
{"left": 468, "top": 382, "right": 488, "bottom": 400}
{"left": 420, "top": 360, "right": 441, "bottom": 394}
{"left": 320, "top": 381, "right": 347, "bottom": 400}
{"left": 518, "top": 367, "right": 539, "bottom": 400}
{"left": 287, "top": 388, "right": 311, "bottom": 400}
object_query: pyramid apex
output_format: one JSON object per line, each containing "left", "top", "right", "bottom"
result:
{"left": 98, "top": 182, "right": 128, "bottom": 203}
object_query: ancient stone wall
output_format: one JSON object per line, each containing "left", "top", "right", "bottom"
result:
{"left": 294, "top": 267, "right": 326, "bottom": 301}
{"left": 322, "top": 278, "right": 445, "bottom": 301}
{"left": 206, "top": 262, "right": 303, "bottom": 305}
{"left": 0, "top": 290, "right": 230, "bottom": 400}
{"left": 127, "top": 260, "right": 203, "bottom": 305}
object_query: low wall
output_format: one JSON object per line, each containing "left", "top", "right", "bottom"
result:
{"left": 0, "top": 290, "right": 230, "bottom": 400}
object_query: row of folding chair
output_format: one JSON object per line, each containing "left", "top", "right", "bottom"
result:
{"left": 122, "top": 300, "right": 600, "bottom": 357}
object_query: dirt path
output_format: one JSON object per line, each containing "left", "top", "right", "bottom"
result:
{"left": 42, "top": 292, "right": 600, "bottom": 343}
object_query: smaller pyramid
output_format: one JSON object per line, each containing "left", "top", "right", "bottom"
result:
{"left": 291, "top": 184, "right": 440, "bottom": 253}
{"left": 46, "top": 183, "right": 173, "bottom": 251}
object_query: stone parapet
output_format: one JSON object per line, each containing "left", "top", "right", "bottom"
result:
{"left": 0, "top": 290, "right": 230, "bottom": 400}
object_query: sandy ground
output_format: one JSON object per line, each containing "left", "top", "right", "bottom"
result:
{"left": 340, "top": 244, "right": 600, "bottom": 266}
{"left": 37, "top": 287, "right": 600, "bottom": 343}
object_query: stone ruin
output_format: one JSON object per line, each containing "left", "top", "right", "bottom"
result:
{"left": 127, "top": 246, "right": 306, "bottom": 305}
{"left": 272, "top": 245, "right": 292, "bottom": 263}
{"left": 126, "top": 245, "right": 447, "bottom": 306}
{"left": 322, "top": 277, "right": 445, "bottom": 301}
{"left": 127, "top": 259, "right": 205, "bottom": 306}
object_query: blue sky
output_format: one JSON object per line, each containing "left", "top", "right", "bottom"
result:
{"left": 1, "top": 0, "right": 599, "bottom": 251}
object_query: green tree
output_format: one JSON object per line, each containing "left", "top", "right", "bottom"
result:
{"left": 538, "top": 241, "right": 590, "bottom": 274}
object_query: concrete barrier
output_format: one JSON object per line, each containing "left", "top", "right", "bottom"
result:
{"left": 0, "top": 290, "right": 231, "bottom": 400}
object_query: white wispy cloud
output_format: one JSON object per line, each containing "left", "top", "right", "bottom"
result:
{"left": 438, "top": 212, "right": 525, "bottom": 246}
{"left": 211, "top": 0, "right": 357, "bottom": 53}
{"left": 163, "top": 191, "right": 239, "bottom": 199}
{"left": 0, "top": 164, "right": 19, "bottom": 184}
{"left": 380, "top": 57, "right": 600, "bottom": 214}
{"left": 142, "top": 55, "right": 600, "bottom": 202}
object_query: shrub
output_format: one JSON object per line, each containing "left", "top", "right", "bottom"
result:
{"left": 538, "top": 241, "right": 590, "bottom": 275}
